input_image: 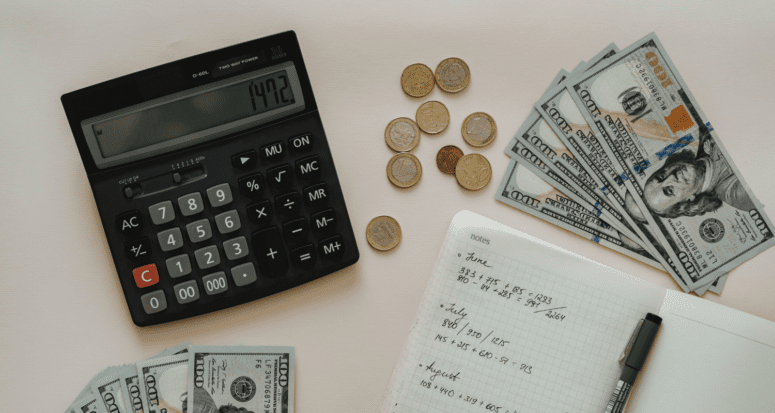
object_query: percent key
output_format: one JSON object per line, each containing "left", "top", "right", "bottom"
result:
{"left": 239, "top": 173, "right": 264, "bottom": 199}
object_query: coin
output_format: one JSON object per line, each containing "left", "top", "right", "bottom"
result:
{"left": 366, "top": 216, "right": 402, "bottom": 251}
{"left": 401, "top": 63, "right": 436, "bottom": 98}
{"left": 455, "top": 153, "right": 492, "bottom": 190}
{"left": 435, "top": 57, "right": 470, "bottom": 93}
{"left": 436, "top": 145, "right": 464, "bottom": 174}
{"left": 384, "top": 117, "right": 421, "bottom": 152}
{"left": 387, "top": 153, "right": 422, "bottom": 188}
{"left": 415, "top": 101, "right": 450, "bottom": 134}
{"left": 461, "top": 112, "right": 497, "bottom": 147}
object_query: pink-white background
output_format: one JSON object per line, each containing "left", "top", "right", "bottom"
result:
{"left": 1, "top": 1, "right": 774, "bottom": 412}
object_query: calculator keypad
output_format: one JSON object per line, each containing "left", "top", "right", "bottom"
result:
{"left": 107, "top": 127, "right": 358, "bottom": 326}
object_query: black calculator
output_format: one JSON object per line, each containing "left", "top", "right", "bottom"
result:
{"left": 61, "top": 31, "right": 359, "bottom": 327}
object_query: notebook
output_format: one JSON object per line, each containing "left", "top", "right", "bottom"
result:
{"left": 381, "top": 210, "right": 775, "bottom": 413}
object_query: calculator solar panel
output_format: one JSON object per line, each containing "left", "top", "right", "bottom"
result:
{"left": 61, "top": 31, "right": 359, "bottom": 327}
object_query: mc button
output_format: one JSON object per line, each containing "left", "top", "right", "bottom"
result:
{"left": 295, "top": 156, "right": 321, "bottom": 180}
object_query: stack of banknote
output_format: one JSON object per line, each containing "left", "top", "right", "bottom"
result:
{"left": 65, "top": 342, "right": 294, "bottom": 413}
{"left": 496, "top": 33, "right": 774, "bottom": 295}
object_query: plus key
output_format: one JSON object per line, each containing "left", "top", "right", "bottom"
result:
{"left": 251, "top": 227, "right": 288, "bottom": 276}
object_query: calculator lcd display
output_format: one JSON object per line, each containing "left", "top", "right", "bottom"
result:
{"left": 93, "top": 70, "right": 295, "bottom": 158}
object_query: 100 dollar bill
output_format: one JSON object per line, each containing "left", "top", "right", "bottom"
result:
{"left": 567, "top": 33, "right": 774, "bottom": 290}
{"left": 186, "top": 346, "right": 294, "bottom": 413}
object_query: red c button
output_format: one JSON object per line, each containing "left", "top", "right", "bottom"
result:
{"left": 132, "top": 264, "right": 159, "bottom": 288}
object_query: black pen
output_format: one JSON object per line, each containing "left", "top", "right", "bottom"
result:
{"left": 605, "top": 313, "right": 662, "bottom": 413}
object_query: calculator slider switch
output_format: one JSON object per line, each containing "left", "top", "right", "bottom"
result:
{"left": 289, "top": 134, "right": 314, "bottom": 152}
{"left": 124, "top": 184, "right": 142, "bottom": 199}
{"left": 295, "top": 156, "right": 321, "bottom": 180}
{"left": 260, "top": 141, "right": 285, "bottom": 161}
{"left": 116, "top": 211, "right": 144, "bottom": 237}
{"left": 232, "top": 150, "right": 257, "bottom": 170}
{"left": 251, "top": 227, "right": 289, "bottom": 276}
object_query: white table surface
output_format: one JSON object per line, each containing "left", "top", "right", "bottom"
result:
{"left": 2, "top": 1, "right": 774, "bottom": 412}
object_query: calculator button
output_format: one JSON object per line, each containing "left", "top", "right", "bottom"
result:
{"left": 125, "top": 237, "right": 152, "bottom": 261}
{"left": 178, "top": 192, "right": 204, "bottom": 217}
{"left": 149, "top": 201, "right": 176, "bottom": 225}
{"left": 310, "top": 209, "right": 337, "bottom": 233}
{"left": 215, "top": 210, "right": 241, "bottom": 234}
{"left": 288, "top": 133, "right": 314, "bottom": 152}
{"left": 173, "top": 280, "right": 200, "bottom": 304}
{"left": 232, "top": 150, "right": 257, "bottom": 170}
{"left": 194, "top": 245, "right": 221, "bottom": 269}
{"left": 295, "top": 156, "right": 321, "bottom": 180}
{"left": 116, "top": 211, "right": 143, "bottom": 237}
{"left": 303, "top": 183, "right": 329, "bottom": 207}
{"left": 290, "top": 244, "right": 316, "bottom": 267}
{"left": 283, "top": 218, "right": 308, "bottom": 244}
{"left": 247, "top": 201, "right": 273, "bottom": 226}
{"left": 202, "top": 272, "right": 229, "bottom": 296}
{"left": 206, "top": 183, "right": 233, "bottom": 207}
{"left": 186, "top": 219, "right": 213, "bottom": 243}
{"left": 260, "top": 141, "right": 285, "bottom": 161}
{"left": 276, "top": 192, "right": 301, "bottom": 215}
{"left": 238, "top": 173, "right": 264, "bottom": 199}
{"left": 251, "top": 227, "right": 289, "bottom": 276}
{"left": 267, "top": 164, "right": 293, "bottom": 190}
{"left": 158, "top": 228, "right": 184, "bottom": 251}
{"left": 132, "top": 263, "right": 160, "bottom": 288}
{"left": 223, "top": 236, "right": 249, "bottom": 261}
{"left": 319, "top": 234, "right": 345, "bottom": 261}
{"left": 140, "top": 290, "right": 167, "bottom": 314}
{"left": 165, "top": 254, "right": 192, "bottom": 278}
{"left": 231, "top": 262, "right": 257, "bottom": 287}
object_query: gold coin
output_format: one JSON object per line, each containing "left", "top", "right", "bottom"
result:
{"left": 415, "top": 101, "right": 450, "bottom": 134}
{"left": 455, "top": 153, "right": 492, "bottom": 190}
{"left": 384, "top": 117, "right": 421, "bottom": 152}
{"left": 366, "top": 216, "right": 402, "bottom": 251}
{"left": 401, "top": 63, "right": 435, "bottom": 98}
{"left": 461, "top": 112, "right": 497, "bottom": 147}
{"left": 435, "top": 57, "right": 470, "bottom": 93}
{"left": 436, "top": 145, "right": 464, "bottom": 174}
{"left": 386, "top": 153, "right": 422, "bottom": 188}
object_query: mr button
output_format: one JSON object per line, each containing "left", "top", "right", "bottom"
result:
{"left": 303, "top": 183, "right": 329, "bottom": 207}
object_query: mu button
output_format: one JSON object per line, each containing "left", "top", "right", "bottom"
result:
{"left": 133, "top": 263, "right": 160, "bottom": 288}
{"left": 319, "top": 234, "right": 344, "bottom": 261}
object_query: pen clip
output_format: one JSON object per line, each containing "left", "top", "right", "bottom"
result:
{"left": 619, "top": 318, "right": 644, "bottom": 364}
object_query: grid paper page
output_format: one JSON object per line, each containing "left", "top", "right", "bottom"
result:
{"left": 382, "top": 211, "right": 665, "bottom": 413}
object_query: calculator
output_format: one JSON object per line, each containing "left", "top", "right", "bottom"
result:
{"left": 61, "top": 31, "right": 359, "bottom": 327}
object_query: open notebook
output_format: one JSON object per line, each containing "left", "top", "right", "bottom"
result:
{"left": 381, "top": 211, "right": 775, "bottom": 413}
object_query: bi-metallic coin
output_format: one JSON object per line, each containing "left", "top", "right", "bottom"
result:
{"left": 401, "top": 63, "right": 436, "bottom": 98}
{"left": 385, "top": 117, "right": 421, "bottom": 152}
{"left": 455, "top": 153, "right": 492, "bottom": 190}
{"left": 435, "top": 57, "right": 470, "bottom": 93}
{"left": 366, "top": 216, "right": 402, "bottom": 251}
{"left": 436, "top": 145, "right": 464, "bottom": 175}
{"left": 415, "top": 101, "right": 450, "bottom": 134}
{"left": 461, "top": 112, "right": 497, "bottom": 147}
{"left": 387, "top": 153, "right": 422, "bottom": 188}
